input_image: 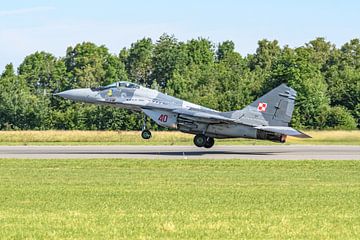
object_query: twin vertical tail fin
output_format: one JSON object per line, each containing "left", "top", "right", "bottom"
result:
{"left": 244, "top": 84, "right": 296, "bottom": 126}
{"left": 233, "top": 84, "right": 311, "bottom": 139}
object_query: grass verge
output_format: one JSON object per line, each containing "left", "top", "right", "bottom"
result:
{"left": 0, "top": 159, "right": 359, "bottom": 239}
{"left": 0, "top": 130, "right": 359, "bottom": 145}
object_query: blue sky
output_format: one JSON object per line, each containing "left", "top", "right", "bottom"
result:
{"left": 1, "top": 0, "right": 359, "bottom": 70}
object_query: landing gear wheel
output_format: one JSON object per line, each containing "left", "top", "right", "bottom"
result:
{"left": 141, "top": 130, "right": 152, "bottom": 139}
{"left": 193, "top": 134, "right": 207, "bottom": 147}
{"left": 204, "top": 137, "right": 215, "bottom": 148}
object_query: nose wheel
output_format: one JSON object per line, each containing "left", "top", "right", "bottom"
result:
{"left": 193, "top": 134, "right": 215, "bottom": 148}
{"left": 141, "top": 129, "right": 152, "bottom": 139}
{"left": 141, "top": 115, "right": 152, "bottom": 139}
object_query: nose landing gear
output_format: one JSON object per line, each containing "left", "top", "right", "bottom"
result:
{"left": 141, "top": 129, "right": 152, "bottom": 139}
{"left": 141, "top": 115, "right": 152, "bottom": 139}
{"left": 193, "top": 134, "right": 215, "bottom": 148}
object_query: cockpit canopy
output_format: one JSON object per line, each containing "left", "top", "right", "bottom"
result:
{"left": 91, "top": 81, "right": 141, "bottom": 91}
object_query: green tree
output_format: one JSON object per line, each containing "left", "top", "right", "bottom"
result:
{"left": 1, "top": 63, "right": 16, "bottom": 78}
{"left": 151, "top": 34, "right": 186, "bottom": 88}
{"left": 216, "top": 40, "right": 235, "bottom": 61}
{"left": 0, "top": 73, "right": 49, "bottom": 129}
{"left": 165, "top": 38, "right": 217, "bottom": 108}
{"left": 340, "top": 39, "right": 360, "bottom": 69}
{"left": 269, "top": 47, "right": 329, "bottom": 128}
{"left": 125, "top": 38, "right": 153, "bottom": 86}
{"left": 65, "top": 42, "right": 126, "bottom": 88}
{"left": 249, "top": 39, "right": 281, "bottom": 70}
{"left": 186, "top": 38, "right": 215, "bottom": 66}
{"left": 214, "top": 47, "right": 256, "bottom": 111}
{"left": 325, "top": 106, "right": 357, "bottom": 129}
{"left": 18, "top": 52, "right": 67, "bottom": 93}
{"left": 305, "top": 37, "right": 335, "bottom": 69}
{"left": 323, "top": 39, "right": 360, "bottom": 126}
{"left": 246, "top": 39, "right": 283, "bottom": 99}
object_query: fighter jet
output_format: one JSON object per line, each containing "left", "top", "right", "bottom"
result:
{"left": 56, "top": 81, "right": 310, "bottom": 148}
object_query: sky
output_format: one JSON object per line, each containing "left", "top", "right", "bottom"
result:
{"left": 0, "top": 0, "right": 359, "bottom": 70}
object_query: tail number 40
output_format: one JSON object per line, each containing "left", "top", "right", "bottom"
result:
{"left": 158, "top": 114, "right": 168, "bottom": 123}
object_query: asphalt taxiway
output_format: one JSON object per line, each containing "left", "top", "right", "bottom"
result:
{"left": 0, "top": 145, "right": 359, "bottom": 160}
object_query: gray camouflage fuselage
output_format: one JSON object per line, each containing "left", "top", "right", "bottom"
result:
{"left": 57, "top": 81, "right": 310, "bottom": 142}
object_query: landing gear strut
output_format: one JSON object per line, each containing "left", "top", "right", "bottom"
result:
{"left": 193, "top": 134, "right": 215, "bottom": 148}
{"left": 141, "top": 115, "right": 152, "bottom": 139}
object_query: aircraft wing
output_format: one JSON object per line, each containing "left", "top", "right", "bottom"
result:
{"left": 254, "top": 126, "right": 311, "bottom": 138}
{"left": 172, "top": 109, "right": 236, "bottom": 124}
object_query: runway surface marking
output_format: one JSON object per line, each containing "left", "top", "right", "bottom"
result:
{"left": 0, "top": 145, "right": 359, "bottom": 160}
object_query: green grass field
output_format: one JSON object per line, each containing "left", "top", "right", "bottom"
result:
{"left": 0, "top": 159, "right": 359, "bottom": 239}
{"left": 0, "top": 130, "right": 359, "bottom": 145}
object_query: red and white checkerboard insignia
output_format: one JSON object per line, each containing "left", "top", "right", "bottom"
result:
{"left": 257, "top": 102, "right": 267, "bottom": 112}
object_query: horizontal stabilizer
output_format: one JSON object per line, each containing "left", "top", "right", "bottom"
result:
{"left": 255, "top": 126, "right": 311, "bottom": 138}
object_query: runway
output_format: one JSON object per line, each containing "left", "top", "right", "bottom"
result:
{"left": 0, "top": 145, "right": 359, "bottom": 160}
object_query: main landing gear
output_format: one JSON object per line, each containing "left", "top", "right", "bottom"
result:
{"left": 193, "top": 134, "right": 215, "bottom": 148}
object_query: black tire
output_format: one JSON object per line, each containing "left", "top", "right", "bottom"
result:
{"left": 204, "top": 137, "right": 215, "bottom": 148}
{"left": 193, "top": 134, "right": 206, "bottom": 147}
{"left": 141, "top": 130, "right": 152, "bottom": 139}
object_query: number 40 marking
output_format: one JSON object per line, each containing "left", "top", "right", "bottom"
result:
{"left": 158, "top": 114, "right": 168, "bottom": 122}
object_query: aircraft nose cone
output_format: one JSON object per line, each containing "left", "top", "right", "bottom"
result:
{"left": 55, "top": 88, "right": 98, "bottom": 102}
{"left": 55, "top": 89, "right": 81, "bottom": 100}
{"left": 55, "top": 90, "right": 71, "bottom": 99}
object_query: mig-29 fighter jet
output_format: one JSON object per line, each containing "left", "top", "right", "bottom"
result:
{"left": 56, "top": 81, "right": 310, "bottom": 148}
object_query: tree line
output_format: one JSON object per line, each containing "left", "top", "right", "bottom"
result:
{"left": 0, "top": 34, "right": 359, "bottom": 130}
